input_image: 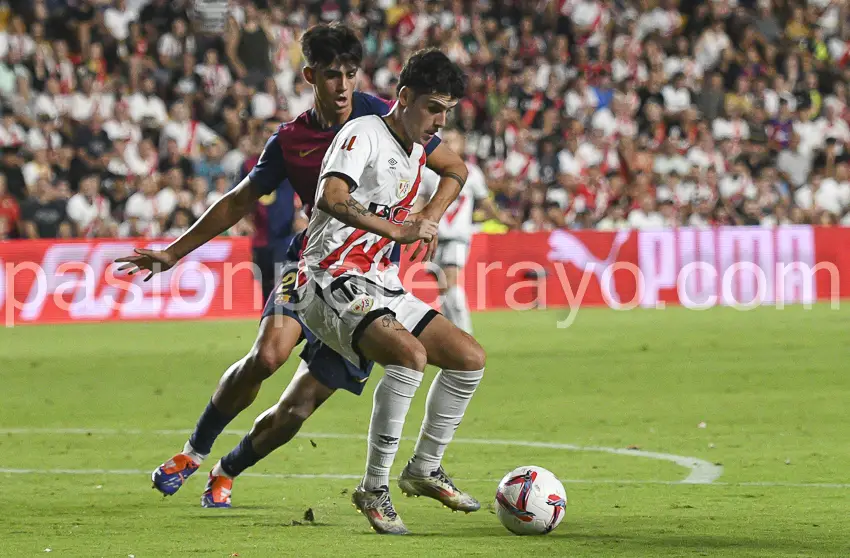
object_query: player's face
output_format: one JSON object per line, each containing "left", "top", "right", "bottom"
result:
{"left": 400, "top": 88, "right": 458, "bottom": 145}
{"left": 306, "top": 63, "right": 359, "bottom": 116}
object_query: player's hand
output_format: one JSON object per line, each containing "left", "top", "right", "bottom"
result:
{"left": 114, "top": 248, "right": 179, "bottom": 282}
{"left": 394, "top": 218, "right": 438, "bottom": 245}
{"left": 408, "top": 233, "right": 439, "bottom": 262}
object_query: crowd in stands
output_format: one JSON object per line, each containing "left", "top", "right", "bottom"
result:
{"left": 2, "top": 0, "right": 850, "bottom": 241}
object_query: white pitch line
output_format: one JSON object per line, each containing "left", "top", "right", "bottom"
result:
{"left": 0, "top": 427, "right": 723, "bottom": 484}
{"left": 0, "top": 468, "right": 846, "bottom": 489}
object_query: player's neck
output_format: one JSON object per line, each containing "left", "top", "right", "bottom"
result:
{"left": 314, "top": 101, "right": 353, "bottom": 129}
{"left": 383, "top": 113, "right": 414, "bottom": 154}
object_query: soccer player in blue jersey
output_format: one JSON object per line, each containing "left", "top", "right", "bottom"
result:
{"left": 115, "top": 23, "right": 469, "bottom": 507}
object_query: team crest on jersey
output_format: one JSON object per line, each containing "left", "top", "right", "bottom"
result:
{"left": 397, "top": 179, "right": 412, "bottom": 198}
{"left": 348, "top": 295, "right": 375, "bottom": 316}
{"left": 275, "top": 292, "right": 291, "bottom": 304}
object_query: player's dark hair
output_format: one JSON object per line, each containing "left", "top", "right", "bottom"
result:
{"left": 397, "top": 48, "right": 467, "bottom": 100}
{"left": 300, "top": 23, "right": 363, "bottom": 69}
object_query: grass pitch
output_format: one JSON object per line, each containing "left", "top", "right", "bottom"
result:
{"left": 1, "top": 304, "right": 849, "bottom": 557}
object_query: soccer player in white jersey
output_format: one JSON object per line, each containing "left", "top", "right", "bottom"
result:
{"left": 418, "top": 128, "right": 513, "bottom": 334}
{"left": 296, "top": 50, "right": 485, "bottom": 535}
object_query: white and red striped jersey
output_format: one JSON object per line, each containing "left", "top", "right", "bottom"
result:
{"left": 302, "top": 115, "right": 427, "bottom": 289}
{"left": 419, "top": 162, "right": 489, "bottom": 242}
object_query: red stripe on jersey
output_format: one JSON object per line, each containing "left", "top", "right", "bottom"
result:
{"left": 319, "top": 229, "right": 368, "bottom": 271}
{"left": 332, "top": 237, "right": 392, "bottom": 277}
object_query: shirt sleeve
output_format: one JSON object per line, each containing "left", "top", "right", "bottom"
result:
{"left": 417, "top": 167, "right": 440, "bottom": 201}
{"left": 424, "top": 134, "right": 441, "bottom": 155}
{"left": 248, "top": 132, "right": 289, "bottom": 196}
{"left": 319, "top": 122, "right": 376, "bottom": 194}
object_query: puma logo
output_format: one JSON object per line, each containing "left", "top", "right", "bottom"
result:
{"left": 299, "top": 146, "right": 320, "bottom": 157}
{"left": 548, "top": 229, "right": 631, "bottom": 304}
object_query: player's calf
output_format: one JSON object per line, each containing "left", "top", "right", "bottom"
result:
{"left": 211, "top": 316, "right": 301, "bottom": 416}
{"left": 152, "top": 317, "right": 302, "bottom": 497}
{"left": 403, "top": 315, "right": 485, "bottom": 507}
{"left": 199, "top": 363, "right": 334, "bottom": 508}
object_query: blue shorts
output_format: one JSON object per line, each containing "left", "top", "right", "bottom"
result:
{"left": 260, "top": 233, "right": 375, "bottom": 396}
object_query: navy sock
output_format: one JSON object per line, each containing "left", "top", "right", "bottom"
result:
{"left": 220, "top": 435, "right": 263, "bottom": 477}
{"left": 188, "top": 400, "right": 235, "bottom": 456}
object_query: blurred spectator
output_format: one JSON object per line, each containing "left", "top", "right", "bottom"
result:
{"left": 67, "top": 174, "right": 112, "bottom": 237}
{"left": 20, "top": 179, "right": 72, "bottom": 239}
{"left": 1, "top": 0, "right": 849, "bottom": 241}
{"left": 0, "top": 174, "right": 20, "bottom": 238}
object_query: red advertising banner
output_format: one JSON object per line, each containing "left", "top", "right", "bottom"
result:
{"left": 1, "top": 226, "right": 848, "bottom": 326}
{"left": 0, "top": 238, "right": 261, "bottom": 326}
{"left": 400, "top": 225, "right": 850, "bottom": 311}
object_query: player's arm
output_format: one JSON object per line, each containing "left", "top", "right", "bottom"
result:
{"left": 317, "top": 176, "right": 436, "bottom": 244}
{"left": 421, "top": 142, "right": 468, "bottom": 221}
{"left": 116, "top": 134, "right": 285, "bottom": 280}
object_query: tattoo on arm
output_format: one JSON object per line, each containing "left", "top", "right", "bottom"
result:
{"left": 381, "top": 314, "right": 406, "bottom": 331}
{"left": 331, "top": 197, "right": 373, "bottom": 223}
{"left": 443, "top": 171, "right": 466, "bottom": 188}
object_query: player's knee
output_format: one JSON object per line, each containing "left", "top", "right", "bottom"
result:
{"left": 456, "top": 338, "right": 486, "bottom": 371}
{"left": 250, "top": 343, "right": 291, "bottom": 380}
{"left": 274, "top": 400, "right": 314, "bottom": 425}
{"left": 394, "top": 337, "right": 428, "bottom": 371}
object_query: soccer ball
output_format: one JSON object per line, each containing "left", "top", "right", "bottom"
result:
{"left": 494, "top": 465, "right": 567, "bottom": 535}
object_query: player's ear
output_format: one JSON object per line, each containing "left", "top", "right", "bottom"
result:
{"left": 303, "top": 66, "right": 315, "bottom": 85}
{"left": 398, "top": 86, "right": 413, "bottom": 108}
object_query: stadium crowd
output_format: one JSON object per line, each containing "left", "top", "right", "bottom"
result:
{"left": 1, "top": 0, "right": 850, "bottom": 241}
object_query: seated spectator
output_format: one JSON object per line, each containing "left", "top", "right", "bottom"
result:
{"left": 67, "top": 175, "right": 112, "bottom": 237}
{"left": 20, "top": 179, "right": 72, "bottom": 239}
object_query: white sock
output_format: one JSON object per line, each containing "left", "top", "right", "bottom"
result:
{"left": 408, "top": 368, "right": 484, "bottom": 476}
{"left": 210, "top": 460, "right": 232, "bottom": 479}
{"left": 442, "top": 286, "right": 473, "bottom": 334}
{"left": 182, "top": 440, "right": 207, "bottom": 464}
{"left": 363, "top": 365, "right": 424, "bottom": 490}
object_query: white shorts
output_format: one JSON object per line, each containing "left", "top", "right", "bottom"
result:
{"left": 435, "top": 239, "right": 469, "bottom": 268}
{"left": 296, "top": 274, "right": 439, "bottom": 368}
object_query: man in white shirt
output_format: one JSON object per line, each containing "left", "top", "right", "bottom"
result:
{"left": 160, "top": 100, "right": 220, "bottom": 158}
{"left": 628, "top": 193, "right": 665, "bottom": 229}
{"left": 712, "top": 108, "right": 751, "bottom": 143}
{"left": 128, "top": 77, "right": 169, "bottom": 127}
{"left": 70, "top": 74, "right": 115, "bottom": 123}
{"left": 654, "top": 139, "right": 691, "bottom": 176}
{"left": 104, "top": 0, "right": 137, "bottom": 42}
{"left": 777, "top": 134, "right": 812, "bottom": 188}
{"left": 293, "top": 50, "right": 483, "bottom": 536}
{"left": 687, "top": 134, "right": 725, "bottom": 171}
{"left": 104, "top": 101, "right": 142, "bottom": 146}
{"left": 122, "top": 175, "right": 160, "bottom": 237}
{"left": 816, "top": 104, "right": 850, "bottom": 145}
{"left": 67, "top": 174, "right": 111, "bottom": 237}
{"left": 661, "top": 73, "right": 691, "bottom": 118}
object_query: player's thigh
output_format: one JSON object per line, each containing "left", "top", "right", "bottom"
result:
{"left": 277, "top": 361, "right": 335, "bottom": 416}
{"left": 356, "top": 311, "right": 428, "bottom": 371}
{"left": 417, "top": 313, "right": 486, "bottom": 371}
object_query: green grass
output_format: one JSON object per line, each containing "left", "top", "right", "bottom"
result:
{"left": 1, "top": 305, "right": 849, "bottom": 557}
